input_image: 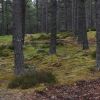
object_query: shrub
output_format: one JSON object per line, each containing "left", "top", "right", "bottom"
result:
{"left": 0, "top": 49, "right": 10, "bottom": 57}
{"left": 8, "top": 73, "right": 37, "bottom": 89}
{"left": 0, "top": 44, "right": 12, "bottom": 57}
{"left": 36, "top": 70, "right": 56, "bottom": 84}
{"left": 37, "top": 34, "right": 50, "bottom": 40}
{"left": 91, "top": 27, "right": 96, "bottom": 31}
{"left": 87, "top": 29, "right": 90, "bottom": 32}
{"left": 57, "top": 32, "right": 74, "bottom": 39}
{"left": 32, "top": 54, "right": 44, "bottom": 60}
{"left": 7, "top": 44, "right": 14, "bottom": 50}
{"left": 91, "top": 51, "right": 96, "bottom": 59}
{"left": 0, "top": 44, "right": 14, "bottom": 51}
{"left": 36, "top": 48, "right": 48, "bottom": 55}
{"left": 26, "top": 35, "right": 34, "bottom": 41}
{"left": 41, "top": 44, "right": 49, "bottom": 49}
{"left": 57, "top": 41, "right": 64, "bottom": 46}
{"left": 0, "top": 44, "right": 7, "bottom": 50}
{"left": 8, "top": 70, "right": 56, "bottom": 89}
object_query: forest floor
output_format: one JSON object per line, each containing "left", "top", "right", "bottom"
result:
{"left": 0, "top": 31, "right": 100, "bottom": 99}
{"left": 0, "top": 78, "right": 100, "bottom": 100}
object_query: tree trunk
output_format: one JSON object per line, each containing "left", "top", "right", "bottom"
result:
{"left": 36, "top": 0, "right": 39, "bottom": 33}
{"left": 96, "top": 0, "right": 100, "bottom": 70}
{"left": 13, "top": 0, "right": 25, "bottom": 76}
{"left": 1, "top": 0, "right": 5, "bottom": 35}
{"left": 50, "top": 0, "right": 57, "bottom": 54}
{"left": 66, "top": 0, "right": 73, "bottom": 32}
{"left": 77, "top": 0, "right": 89, "bottom": 49}
{"left": 22, "top": 0, "right": 25, "bottom": 44}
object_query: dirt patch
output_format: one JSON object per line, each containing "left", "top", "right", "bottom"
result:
{"left": 0, "top": 78, "right": 100, "bottom": 100}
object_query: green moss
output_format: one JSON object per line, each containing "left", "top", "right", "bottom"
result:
{"left": 37, "top": 34, "right": 50, "bottom": 40}
{"left": 0, "top": 45, "right": 12, "bottom": 57}
{"left": 0, "top": 31, "right": 100, "bottom": 89}
{"left": 57, "top": 32, "right": 74, "bottom": 39}
{"left": 24, "top": 45, "right": 37, "bottom": 59}
{"left": 0, "top": 35, "right": 12, "bottom": 43}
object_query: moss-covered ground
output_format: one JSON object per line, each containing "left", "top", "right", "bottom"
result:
{"left": 0, "top": 31, "right": 99, "bottom": 89}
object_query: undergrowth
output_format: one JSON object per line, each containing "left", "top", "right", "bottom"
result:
{"left": 0, "top": 31, "right": 100, "bottom": 89}
{"left": 8, "top": 70, "right": 56, "bottom": 89}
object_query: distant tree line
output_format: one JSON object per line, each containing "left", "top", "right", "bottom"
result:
{"left": 0, "top": 0, "right": 96, "bottom": 34}
{"left": 0, "top": 0, "right": 37, "bottom": 34}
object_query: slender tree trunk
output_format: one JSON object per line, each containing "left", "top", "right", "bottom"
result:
{"left": 96, "top": 0, "right": 100, "bottom": 70}
{"left": 36, "top": 0, "right": 39, "bottom": 33}
{"left": 45, "top": 1, "right": 48, "bottom": 34}
{"left": 22, "top": 0, "right": 25, "bottom": 44}
{"left": 57, "top": 0, "right": 66, "bottom": 32}
{"left": 13, "top": 0, "right": 25, "bottom": 76}
{"left": 1, "top": 0, "right": 5, "bottom": 35}
{"left": 72, "top": 0, "right": 78, "bottom": 36}
{"left": 5, "top": 0, "right": 8, "bottom": 34}
{"left": 66, "top": 0, "right": 72, "bottom": 32}
{"left": 77, "top": 0, "right": 89, "bottom": 49}
{"left": 50, "top": 0, "right": 57, "bottom": 54}
{"left": 73, "top": 0, "right": 78, "bottom": 37}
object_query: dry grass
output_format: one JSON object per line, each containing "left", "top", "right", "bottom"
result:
{"left": 0, "top": 31, "right": 99, "bottom": 89}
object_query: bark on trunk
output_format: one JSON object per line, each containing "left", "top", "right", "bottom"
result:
{"left": 96, "top": 0, "right": 100, "bottom": 70}
{"left": 13, "top": 0, "right": 25, "bottom": 76}
{"left": 77, "top": 0, "right": 89, "bottom": 49}
{"left": 50, "top": 0, "right": 57, "bottom": 54}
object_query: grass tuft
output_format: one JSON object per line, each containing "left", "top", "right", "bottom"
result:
{"left": 8, "top": 73, "right": 37, "bottom": 89}
{"left": 8, "top": 70, "right": 56, "bottom": 89}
